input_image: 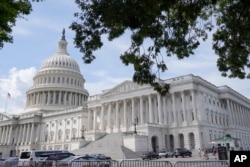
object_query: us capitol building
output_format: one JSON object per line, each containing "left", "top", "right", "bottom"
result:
{"left": 0, "top": 32, "right": 250, "bottom": 159}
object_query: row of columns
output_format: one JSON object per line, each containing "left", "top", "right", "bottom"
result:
{"left": 227, "top": 99, "right": 250, "bottom": 128}
{"left": 26, "top": 91, "right": 87, "bottom": 107}
{"left": 88, "top": 90, "right": 198, "bottom": 132}
{"left": 0, "top": 125, "right": 13, "bottom": 145}
{"left": 206, "top": 111, "right": 228, "bottom": 126}
{"left": 0, "top": 123, "right": 40, "bottom": 146}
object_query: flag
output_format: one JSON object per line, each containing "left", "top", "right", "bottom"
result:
{"left": 7, "top": 93, "right": 11, "bottom": 99}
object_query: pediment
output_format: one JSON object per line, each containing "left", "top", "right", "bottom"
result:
{"left": 103, "top": 80, "right": 145, "bottom": 95}
{"left": 0, "top": 112, "right": 11, "bottom": 121}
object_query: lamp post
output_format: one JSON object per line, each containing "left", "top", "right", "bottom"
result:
{"left": 81, "top": 125, "right": 86, "bottom": 139}
{"left": 133, "top": 117, "right": 138, "bottom": 135}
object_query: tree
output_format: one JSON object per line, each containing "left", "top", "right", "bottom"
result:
{"left": 0, "top": 0, "right": 42, "bottom": 49}
{"left": 70, "top": 0, "right": 250, "bottom": 95}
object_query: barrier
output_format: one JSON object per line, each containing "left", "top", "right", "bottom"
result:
{"left": 120, "top": 160, "right": 173, "bottom": 167}
{"left": 71, "top": 160, "right": 119, "bottom": 167}
{"left": 17, "top": 160, "right": 44, "bottom": 167}
{"left": 174, "top": 160, "right": 229, "bottom": 167}
{"left": 16, "top": 159, "right": 230, "bottom": 167}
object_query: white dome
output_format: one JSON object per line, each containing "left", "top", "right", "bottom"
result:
{"left": 41, "top": 53, "right": 80, "bottom": 72}
{"left": 40, "top": 35, "right": 80, "bottom": 73}
{"left": 25, "top": 30, "right": 89, "bottom": 111}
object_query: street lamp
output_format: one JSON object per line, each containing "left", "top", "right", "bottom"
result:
{"left": 133, "top": 117, "right": 138, "bottom": 135}
{"left": 81, "top": 125, "right": 86, "bottom": 139}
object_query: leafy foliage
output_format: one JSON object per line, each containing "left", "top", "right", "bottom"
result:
{"left": 0, "top": 0, "right": 42, "bottom": 49}
{"left": 213, "top": 0, "right": 250, "bottom": 79}
{"left": 70, "top": 0, "right": 208, "bottom": 95}
{"left": 71, "top": 0, "right": 223, "bottom": 95}
{"left": 2, "top": 1, "right": 249, "bottom": 96}
{"left": 71, "top": 0, "right": 250, "bottom": 95}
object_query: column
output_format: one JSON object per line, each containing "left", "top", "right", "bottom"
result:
{"left": 18, "top": 125, "right": 23, "bottom": 145}
{"left": 123, "top": 100, "right": 127, "bottom": 130}
{"left": 93, "top": 108, "right": 97, "bottom": 130}
{"left": 152, "top": 96, "right": 156, "bottom": 123}
{"left": 30, "top": 123, "right": 34, "bottom": 144}
{"left": 233, "top": 102, "right": 239, "bottom": 126}
{"left": 148, "top": 95, "right": 153, "bottom": 123}
{"left": 181, "top": 91, "right": 187, "bottom": 125}
{"left": 7, "top": 125, "right": 13, "bottom": 144}
{"left": 107, "top": 103, "right": 111, "bottom": 130}
{"left": 69, "top": 92, "right": 72, "bottom": 105}
{"left": 59, "top": 91, "right": 62, "bottom": 104}
{"left": 157, "top": 94, "right": 163, "bottom": 124}
{"left": 4, "top": 126, "right": 9, "bottom": 144}
{"left": 191, "top": 90, "right": 198, "bottom": 122}
{"left": 13, "top": 126, "right": 19, "bottom": 145}
{"left": 74, "top": 93, "right": 77, "bottom": 106}
{"left": 131, "top": 98, "right": 135, "bottom": 122}
{"left": 227, "top": 99, "right": 234, "bottom": 127}
{"left": 100, "top": 104, "right": 104, "bottom": 131}
{"left": 64, "top": 91, "right": 67, "bottom": 105}
{"left": 77, "top": 116, "right": 81, "bottom": 138}
{"left": 87, "top": 110, "right": 92, "bottom": 130}
{"left": 239, "top": 106, "right": 244, "bottom": 127}
{"left": 26, "top": 123, "right": 31, "bottom": 144}
{"left": 48, "top": 91, "right": 51, "bottom": 105}
{"left": 36, "top": 123, "right": 41, "bottom": 143}
{"left": 53, "top": 91, "right": 56, "bottom": 104}
{"left": 0, "top": 126, "right": 4, "bottom": 144}
{"left": 2, "top": 126, "right": 7, "bottom": 144}
{"left": 21, "top": 124, "right": 27, "bottom": 144}
{"left": 172, "top": 93, "right": 177, "bottom": 126}
{"left": 139, "top": 96, "right": 144, "bottom": 124}
{"left": 41, "top": 92, "right": 44, "bottom": 105}
{"left": 163, "top": 96, "right": 167, "bottom": 125}
{"left": 115, "top": 101, "right": 119, "bottom": 130}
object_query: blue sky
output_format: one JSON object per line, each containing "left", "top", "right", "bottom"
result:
{"left": 0, "top": 0, "right": 249, "bottom": 114}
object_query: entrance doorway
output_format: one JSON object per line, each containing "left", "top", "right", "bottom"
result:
{"left": 151, "top": 136, "right": 159, "bottom": 152}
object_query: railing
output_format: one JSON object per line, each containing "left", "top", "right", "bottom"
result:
{"left": 16, "top": 160, "right": 230, "bottom": 167}
{"left": 123, "top": 131, "right": 147, "bottom": 136}
{"left": 174, "top": 160, "right": 229, "bottom": 167}
{"left": 120, "top": 160, "right": 172, "bottom": 167}
{"left": 71, "top": 160, "right": 119, "bottom": 167}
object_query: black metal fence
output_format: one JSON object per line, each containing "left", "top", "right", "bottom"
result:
{"left": 16, "top": 160, "right": 230, "bottom": 167}
{"left": 120, "top": 160, "right": 172, "bottom": 167}
{"left": 71, "top": 160, "right": 119, "bottom": 167}
{"left": 174, "top": 160, "right": 229, "bottom": 167}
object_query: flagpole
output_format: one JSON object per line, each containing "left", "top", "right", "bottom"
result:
{"left": 4, "top": 95, "right": 8, "bottom": 113}
{"left": 4, "top": 93, "right": 10, "bottom": 113}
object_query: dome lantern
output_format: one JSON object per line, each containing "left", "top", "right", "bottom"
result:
{"left": 57, "top": 28, "right": 68, "bottom": 55}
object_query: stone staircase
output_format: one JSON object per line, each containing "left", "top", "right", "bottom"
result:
{"left": 71, "top": 132, "right": 141, "bottom": 160}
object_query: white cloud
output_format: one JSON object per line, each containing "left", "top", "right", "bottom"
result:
{"left": 0, "top": 67, "right": 36, "bottom": 114}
